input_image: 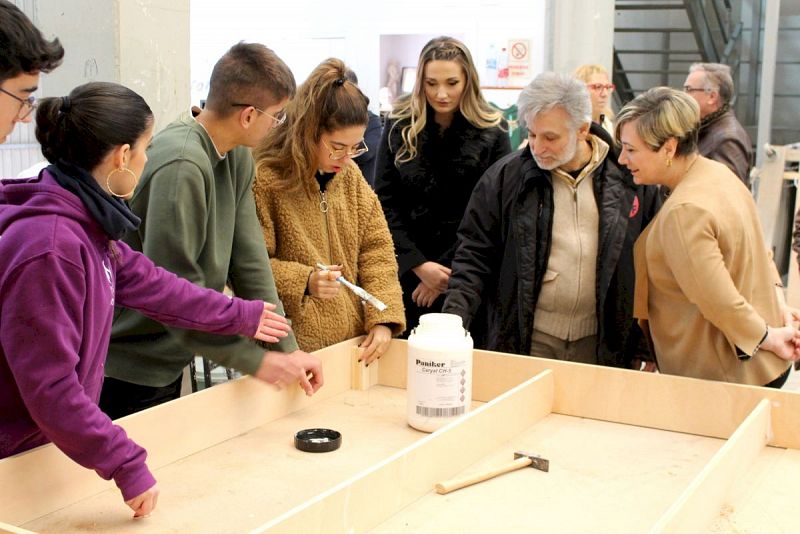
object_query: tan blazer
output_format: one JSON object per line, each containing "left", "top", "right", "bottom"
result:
{"left": 634, "top": 156, "right": 788, "bottom": 385}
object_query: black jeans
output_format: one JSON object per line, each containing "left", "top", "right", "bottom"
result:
{"left": 99, "top": 375, "right": 183, "bottom": 420}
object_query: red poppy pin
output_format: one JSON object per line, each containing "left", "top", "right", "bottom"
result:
{"left": 629, "top": 196, "right": 639, "bottom": 218}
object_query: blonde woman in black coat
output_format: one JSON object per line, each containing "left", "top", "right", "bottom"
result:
{"left": 374, "top": 36, "right": 510, "bottom": 335}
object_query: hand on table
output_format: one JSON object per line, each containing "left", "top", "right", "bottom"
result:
{"left": 254, "top": 350, "right": 324, "bottom": 396}
{"left": 125, "top": 484, "right": 159, "bottom": 518}
{"left": 360, "top": 325, "right": 392, "bottom": 364}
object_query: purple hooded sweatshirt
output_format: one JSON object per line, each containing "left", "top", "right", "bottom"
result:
{"left": 0, "top": 171, "right": 264, "bottom": 500}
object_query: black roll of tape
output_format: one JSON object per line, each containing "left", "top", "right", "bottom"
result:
{"left": 294, "top": 428, "right": 342, "bottom": 453}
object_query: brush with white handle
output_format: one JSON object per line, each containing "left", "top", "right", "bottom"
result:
{"left": 316, "top": 263, "right": 387, "bottom": 311}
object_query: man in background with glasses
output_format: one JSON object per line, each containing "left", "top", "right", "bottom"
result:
{"left": 102, "top": 42, "right": 324, "bottom": 419}
{"left": 0, "top": 0, "right": 64, "bottom": 144}
{"left": 683, "top": 62, "right": 752, "bottom": 186}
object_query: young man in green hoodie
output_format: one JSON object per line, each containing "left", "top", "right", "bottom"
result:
{"left": 101, "top": 43, "right": 323, "bottom": 418}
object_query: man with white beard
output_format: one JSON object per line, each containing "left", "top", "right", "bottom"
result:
{"left": 443, "top": 72, "right": 661, "bottom": 369}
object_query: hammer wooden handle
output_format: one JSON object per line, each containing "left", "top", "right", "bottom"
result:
{"left": 435, "top": 456, "right": 532, "bottom": 494}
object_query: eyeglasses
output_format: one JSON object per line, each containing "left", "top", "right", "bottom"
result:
{"left": 231, "top": 103, "right": 287, "bottom": 127}
{"left": 0, "top": 87, "right": 37, "bottom": 120}
{"left": 587, "top": 83, "right": 615, "bottom": 93}
{"left": 683, "top": 85, "right": 711, "bottom": 94}
{"left": 321, "top": 138, "right": 369, "bottom": 160}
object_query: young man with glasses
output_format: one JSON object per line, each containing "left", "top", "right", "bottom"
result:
{"left": 101, "top": 42, "right": 324, "bottom": 419}
{"left": 0, "top": 0, "right": 64, "bottom": 144}
{"left": 683, "top": 62, "right": 752, "bottom": 186}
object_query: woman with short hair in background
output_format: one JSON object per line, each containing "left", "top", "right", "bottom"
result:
{"left": 374, "top": 36, "right": 511, "bottom": 337}
{"left": 617, "top": 86, "right": 800, "bottom": 387}
{"left": 574, "top": 64, "right": 615, "bottom": 137}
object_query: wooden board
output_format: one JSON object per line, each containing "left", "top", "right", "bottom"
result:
{"left": 372, "top": 415, "right": 724, "bottom": 532}
{"left": 2, "top": 339, "right": 800, "bottom": 533}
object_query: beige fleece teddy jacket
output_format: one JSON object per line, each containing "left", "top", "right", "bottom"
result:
{"left": 253, "top": 162, "right": 405, "bottom": 352}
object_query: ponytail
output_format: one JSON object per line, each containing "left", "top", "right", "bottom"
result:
{"left": 254, "top": 58, "right": 369, "bottom": 196}
{"left": 35, "top": 81, "right": 153, "bottom": 171}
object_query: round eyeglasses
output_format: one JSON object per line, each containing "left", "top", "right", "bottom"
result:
{"left": 0, "top": 87, "right": 37, "bottom": 120}
{"left": 586, "top": 83, "right": 615, "bottom": 93}
{"left": 321, "top": 138, "right": 369, "bottom": 161}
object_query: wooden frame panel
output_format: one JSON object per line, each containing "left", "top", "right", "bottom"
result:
{"left": 2, "top": 339, "right": 799, "bottom": 532}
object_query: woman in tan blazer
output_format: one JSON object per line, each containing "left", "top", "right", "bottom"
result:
{"left": 615, "top": 87, "right": 799, "bottom": 387}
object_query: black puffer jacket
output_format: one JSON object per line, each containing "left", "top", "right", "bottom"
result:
{"left": 442, "top": 124, "right": 661, "bottom": 367}
{"left": 374, "top": 110, "right": 511, "bottom": 332}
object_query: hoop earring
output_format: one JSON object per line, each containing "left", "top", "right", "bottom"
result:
{"left": 106, "top": 167, "right": 137, "bottom": 197}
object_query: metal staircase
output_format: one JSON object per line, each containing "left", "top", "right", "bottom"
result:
{"left": 612, "top": 0, "right": 744, "bottom": 110}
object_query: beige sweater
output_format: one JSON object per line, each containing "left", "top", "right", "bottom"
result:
{"left": 533, "top": 135, "right": 608, "bottom": 340}
{"left": 253, "top": 162, "right": 405, "bottom": 352}
{"left": 634, "top": 156, "right": 788, "bottom": 385}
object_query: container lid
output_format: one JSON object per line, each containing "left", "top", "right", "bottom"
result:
{"left": 294, "top": 428, "right": 342, "bottom": 453}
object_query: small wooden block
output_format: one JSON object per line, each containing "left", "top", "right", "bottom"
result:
{"left": 351, "top": 347, "right": 373, "bottom": 390}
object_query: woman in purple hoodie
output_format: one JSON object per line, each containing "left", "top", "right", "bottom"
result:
{"left": 0, "top": 82, "right": 322, "bottom": 518}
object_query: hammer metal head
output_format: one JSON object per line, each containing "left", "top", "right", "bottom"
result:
{"left": 515, "top": 451, "right": 550, "bottom": 472}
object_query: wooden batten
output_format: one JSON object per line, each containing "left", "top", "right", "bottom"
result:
{"left": 350, "top": 345, "right": 379, "bottom": 390}
{"left": 651, "top": 399, "right": 772, "bottom": 532}
{"left": 0, "top": 523, "right": 36, "bottom": 534}
{"left": 255, "top": 369, "right": 555, "bottom": 533}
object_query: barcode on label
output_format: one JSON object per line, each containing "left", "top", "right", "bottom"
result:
{"left": 415, "top": 405, "right": 465, "bottom": 417}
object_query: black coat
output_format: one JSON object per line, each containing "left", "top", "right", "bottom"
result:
{"left": 442, "top": 124, "right": 661, "bottom": 367}
{"left": 356, "top": 111, "right": 382, "bottom": 187}
{"left": 374, "top": 111, "right": 511, "bottom": 333}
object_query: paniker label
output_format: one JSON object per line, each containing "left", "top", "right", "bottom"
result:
{"left": 412, "top": 358, "right": 468, "bottom": 414}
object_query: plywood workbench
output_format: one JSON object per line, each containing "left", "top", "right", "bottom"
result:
{"left": 2, "top": 338, "right": 800, "bottom": 533}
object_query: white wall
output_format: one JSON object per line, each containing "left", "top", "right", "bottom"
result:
{"left": 190, "top": 0, "right": 547, "bottom": 112}
{"left": 1, "top": 0, "right": 189, "bottom": 178}
{"left": 545, "top": 0, "right": 615, "bottom": 73}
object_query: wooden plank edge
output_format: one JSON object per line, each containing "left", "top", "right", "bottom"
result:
{"left": 650, "top": 398, "right": 772, "bottom": 533}
{"left": 252, "top": 369, "right": 556, "bottom": 533}
{"left": 0, "top": 523, "right": 36, "bottom": 534}
{"left": 0, "top": 337, "right": 362, "bottom": 526}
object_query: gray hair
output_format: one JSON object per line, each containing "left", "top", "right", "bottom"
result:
{"left": 517, "top": 72, "right": 592, "bottom": 130}
{"left": 689, "top": 63, "right": 734, "bottom": 105}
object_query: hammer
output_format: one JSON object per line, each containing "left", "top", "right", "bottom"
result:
{"left": 435, "top": 452, "right": 549, "bottom": 495}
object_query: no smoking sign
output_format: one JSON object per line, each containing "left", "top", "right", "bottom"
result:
{"left": 507, "top": 39, "right": 531, "bottom": 83}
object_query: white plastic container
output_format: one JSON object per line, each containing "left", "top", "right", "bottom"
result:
{"left": 484, "top": 44, "right": 498, "bottom": 86}
{"left": 496, "top": 47, "right": 509, "bottom": 87}
{"left": 407, "top": 313, "right": 473, "bottom": 432}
